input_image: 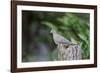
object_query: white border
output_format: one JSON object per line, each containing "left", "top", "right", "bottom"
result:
{"left": 17, "top": 5, "right": 94, "bottom": 68}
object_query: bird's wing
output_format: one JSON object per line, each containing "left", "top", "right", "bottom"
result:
{"left": 55, "top": 33, "right": 72, "bottom": 44}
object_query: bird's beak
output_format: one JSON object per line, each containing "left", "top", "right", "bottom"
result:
{"left": 50, "top": 30, "right": 52, "bottom": 33}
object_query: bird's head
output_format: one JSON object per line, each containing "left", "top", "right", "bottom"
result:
{"left": 50, "top": 29, "right": 57, "bottom": 34}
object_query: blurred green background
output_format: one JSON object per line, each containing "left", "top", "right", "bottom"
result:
{"left": 22, "top": 10, "right": 90, "bottom": 62}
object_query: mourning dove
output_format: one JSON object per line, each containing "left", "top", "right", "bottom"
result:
{"left": 50, "top": 29, "right": 73, "bottom": 45}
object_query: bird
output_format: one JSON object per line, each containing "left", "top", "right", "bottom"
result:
{"left": 50, "top": 29, "right": 73, "bottom": 45}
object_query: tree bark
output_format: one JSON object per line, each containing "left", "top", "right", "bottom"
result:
{"left": 58, "top": 44, "right": 82, "bottom": 60}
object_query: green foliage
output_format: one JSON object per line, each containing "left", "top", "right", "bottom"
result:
{"left": 22, "top": 11, "right": 90, "bottom": 62}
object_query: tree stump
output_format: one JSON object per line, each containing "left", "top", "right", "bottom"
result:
{"left": 58, "top": 44, "right": 82, "bottom": 60}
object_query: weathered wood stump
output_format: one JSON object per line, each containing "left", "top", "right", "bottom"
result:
{"left": 58, "top": 44, "right": 82, "bottom": 60}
